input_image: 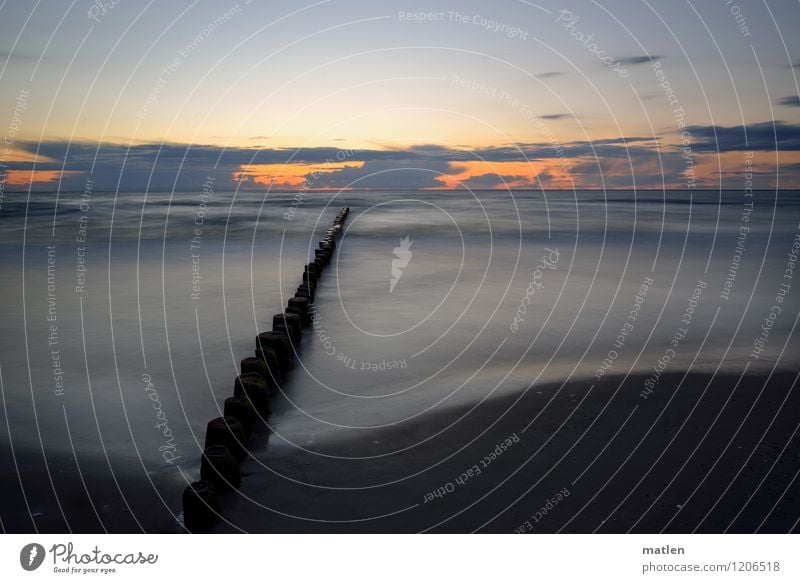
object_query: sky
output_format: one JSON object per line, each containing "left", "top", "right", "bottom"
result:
{"left": 1, "top": 0, "right": 799, "bottom": 192}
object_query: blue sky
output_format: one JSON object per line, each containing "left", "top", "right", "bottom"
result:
{"left": 1, "top": 0, "right": 799, "bottom": 190}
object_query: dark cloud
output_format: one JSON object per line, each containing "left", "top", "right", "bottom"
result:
{"left": 712, "top": 168, "right": 784, "bottom": 189}
{"left": 310, "top": 160, "right": 452, "bottom": 190}
{"left": 469, "top": 137, "right": 659, "bottom": 163}
{"left": 460, "top": 173, "right": 528, "bottom": 189}
{"left": 0, "top": 134, "right": 691, "bottom": 191}
{"left": 10, "top": 141, "right": 242, "bottom": 192}
{"left": 775, "top": 95, "right": 800, "bottom": 107}
{"left": 535, "top": 71, "right": 565, "bottom": 79}
{"left": 539, "top": 113, "right": 571, "bottom": 120}
{"left": 686, "top": 121, "right": 800, "bottom": 151}
{"left": 616, "top": 55, "right": 664, "bottom": 66}
{"left": 14, "top": 136, "right": 658, "bottom": 166}
{"left": 404, "top": 144, "right": 455, "bottom": 156}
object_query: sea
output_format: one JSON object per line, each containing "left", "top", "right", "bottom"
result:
{"left": 1, "top": 188, "right": 798, "bottom": 531}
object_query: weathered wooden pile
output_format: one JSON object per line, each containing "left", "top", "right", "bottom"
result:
{"left": 181, "top": 207, "right": 350, "bottom": 531}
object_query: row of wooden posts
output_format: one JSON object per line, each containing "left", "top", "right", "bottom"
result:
{"left": 181, "top": 207, "right": 350, "bottom": 531}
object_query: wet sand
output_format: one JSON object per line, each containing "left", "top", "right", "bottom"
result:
{"left": 0, "top": 444, "right": 181, "bottom": 533}
{"left": 209, "top": 371, "right": 800, "bottom": 533}
{"left": 3, "top": 370, "right": 797, "bottom": 533}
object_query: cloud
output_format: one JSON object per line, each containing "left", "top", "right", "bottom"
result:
{"left": 9, "top": 141, "right": 243, "bottom": 192}
{"left": 686, "top": 121, "right": 800, "bottom": 151}
{"left": 567, "top": 148, "right": 688, "bottom": 188}
{"left": 468, "top": 137, "right": 659, "bottom": 163}
{"left": 616, "top": 55, "right": 664, "bottom": 66}
{"left": 535, "top": 71, "right": 565, "bottom": 79}
{"left": 775, "top": 95, "right": 800, "bottom": 107}
{"left": 12, "top": 130, "right": 797, "bottom": 191}
{"left": 539, "top": 113, "right": 572, "bottom": 120}
{"left": 5, "top": 136, "right": 663, "bottom": 191}
{"left": 309, "top": 159, "right": 453, "bottom": 190}
{"left": 460, "top": 173, "right": 529, "bottom": 189}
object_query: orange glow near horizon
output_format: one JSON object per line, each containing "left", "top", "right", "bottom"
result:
{"left": 3, "top": 170, "right": 81, "bottom": 186}
{"left": 233, "top": 161, "right": 365, "bottom": 189}
{"left": 5, "top": 147, "right": 800, "bottom": 191}
{"left": 430, "top": 160, "right": 575, "bottom": 190}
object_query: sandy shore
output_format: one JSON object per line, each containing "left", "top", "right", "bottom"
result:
{"left": 208, "top": 370, "right": 800, "bottom": 533}
{"left": 3, "top": 370, "right": 796, "bottom": 533}
{"left": 0, "top": 444, "right": 181, "bottom": 533}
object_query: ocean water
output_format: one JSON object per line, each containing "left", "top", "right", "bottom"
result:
{"left": 1, "top": 188, "right": 799, "bottom": 531}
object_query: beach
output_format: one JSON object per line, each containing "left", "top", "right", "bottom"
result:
{"left": 207, "top": 371, "right": 800, "bottom": 533}
{"left": 0, "top": 189, "right": 798, "bottom": 533}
